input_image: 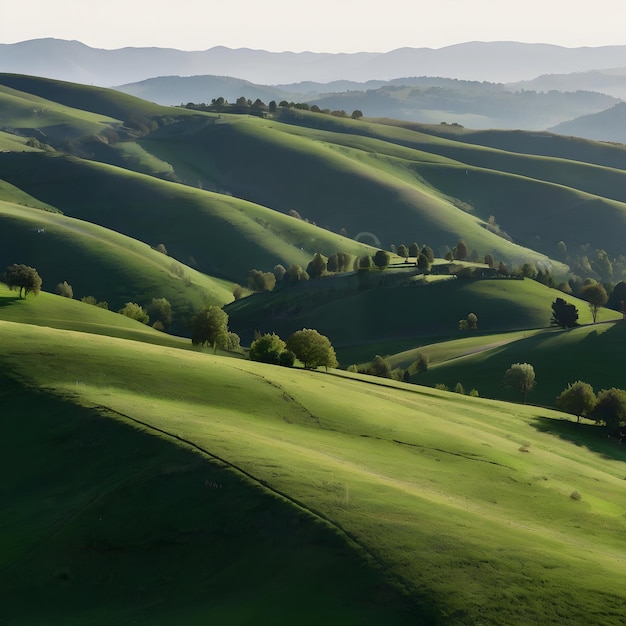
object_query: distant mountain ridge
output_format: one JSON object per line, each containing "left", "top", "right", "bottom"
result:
{"left": 115, "top": 74, "right": 619, "bottom": 131}
{"left": 5, "top": 39, "right": 626, "bottom": 86}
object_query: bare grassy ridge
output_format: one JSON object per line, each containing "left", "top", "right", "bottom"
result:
{"left": 1, "top": 310, "right": 626, "bottom": 624}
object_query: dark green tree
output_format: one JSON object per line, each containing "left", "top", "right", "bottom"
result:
{"left": 147, "top": 297, "right": 173, "bottom": 329}
{"left": 421, "top": 246, "right": 435, "bottom": 264}
{"left": 550, "top": 297, "right": 579, "bottom": 328}
{"left": 580, "top": 282, "right": 608, "bottom": 323}
{"left": 453, "top": 240, "right": 468, "bottom": 260}
{"left": 607, "top": 281, "right": 626, "bottom": 312}
{"left": 367, "top": 355, "right": 392, "bottom": 379}
{"left": 373, "top": 250, "right": 390, "bottom": 269}
{"left": 248, "top": 269, "right": 276, "bottom": 292}
{"left": 592, "top": 388, "right": 626, "bottom": 429}
{"left": 55, "top": 281, "right": 73, "bottom": 298}
{"left": 397, "top": 244, "right": 408, "bottom": 258}
{"left": 351, "top": 109, "right": 363, "bottom": 119}
{"left": 556, "top": 381, "right": 596, "bottom": 423}
{"left": 307, "top": 253, "right": 328, "bottom": 279}
{"left": 191, "top": 305, "right": 229, "bottom": 349}
{"left": 409, "top": 242, "right": 419, "bottom": 258}
{"left": 417, "top": 253, "right": 431, "bottom": 271}
{"left": 273, "top": 264, "right": 287, "bottom": 282}
{"left": 3, "top": 264, "right": 42, "bottom": 298}
{"left": 285, "top": 264, "right": 309, "bottom": 283}
{"left": 249, "top": 333, "right": 287, "bottom": 365}
{"left": 358, "top": 255, "right": 373, "bottom": 270}
{"left": 413, "top": 352, "right": 429, "bottom": 373}
{"left": 118, "top": 302, "right": 149, "bottom": 324}
{"left": 503, "top": 363, "right": 536, "bottom": 404}
{"left": 286, "top": 329, "right": 338, "bottom": 369}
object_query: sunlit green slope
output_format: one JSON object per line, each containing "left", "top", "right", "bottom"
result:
{"left": 405, "top": 320, "right": 626, "bottom": 406}
{"left": 1, "top": 318, "right": 626, "bottom": 625}
{"left": 0, "top": 152, "right": 375, "bottom": 284}
{"left": 226, "top": 275, "right": 621, "bottom": 363}
{"left": 0, "top": 203, "right": 235, "bottom": 326}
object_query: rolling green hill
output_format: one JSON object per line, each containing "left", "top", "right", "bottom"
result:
{"left": 1, "top": 314, "right": 626, "bottom": 625}
{"left": 0, "top": 201, "right": 235, "bottom": 328}
{"left": 0, "top": 152, "right": 375, "bottom": 286}
{"left": 5, "top": 74, "right": 626, "bottom": 279}
{"left": 2, "top": 73, "right": 626, "bottom": 624}
{"left": 225, "top": 275, "right": 621, "bottom": 364}
{"left": 403, "top": 320, "right": 626, "bottom": 407}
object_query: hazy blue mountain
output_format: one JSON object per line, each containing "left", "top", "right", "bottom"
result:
{"left": 115, "top": 75, "right": 297, "bottom": 106}
{"left": 509, "top": 68, "right": 626, "bottom": 99}
{"left": 5, "top": 39, "right": 626, "bottom": 87}
{"left": 549, "top": 102, "right": 626, "bottom": 143}
{"left": 115, "top": 74, "right": 618, "bottom": 130}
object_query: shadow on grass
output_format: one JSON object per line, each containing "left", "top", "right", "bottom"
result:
{"left": 531, "top": 415, "right": 626, "bottom": 464}
{"left": 0, "top": 294, "right": 20, "bottom": 308}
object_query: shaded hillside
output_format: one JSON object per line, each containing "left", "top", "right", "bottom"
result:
{"left": 549, "top": 102, "right": 626, "bottom": 144}
{"left": 0, "top": 152, "right": 374, "bottom": 284}
{"left": 0, "top": 375, "right": 420, "bottom": 626}
{"left": 0, "top": 202, "right": 235, "bottom": 326}
{"left": 410, "top": 321, "right": 626, "bottom": 407}
{"left": 225, "top": 276, "right": 618, "bottom": 364}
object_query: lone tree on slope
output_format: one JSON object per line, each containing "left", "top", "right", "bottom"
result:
{"left": 503, "top": 363, "right": 536, "bottom": 404}
{"left": 286, "top": 329, "right": 338, "bottom": 370}
{"left": 191, "top": 305, "right": 229, "bottom": 350}
{"left": 3, "top": 264, "right": 42, "bottom": 298}
{"left": 550, "top": 297, "right": 579, "bottom": 328}
{"left": 580, "top": 282, "right": 608, "bottom": 323}
{"left": 556, "top": 381, "right": 596, "bottom": 423}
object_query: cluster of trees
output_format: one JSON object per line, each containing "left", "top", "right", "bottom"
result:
{"left": 550, "top": 282, "right": 612, "bottom": 327}
{"left": 555, "top": 240, "right": 626, "bottom": 284}
{"left": 191, "top": 305, "right": 242, "bottom": 353}
{"left": 182, "top": 98, "right": 364, "bottom": 120}
{"left": 459, "top": 313, "right": 478, "bottom": 331}
{"left": 3, "top": 264, "right": 42, "bottom": 298}
{"left": 393, "top": 243, "right": 435, "bottom": 271}
{"left": 349, "top": 352, "right": 430, "bottom": 383}
{"left": 116, "top": 298, "right": 174, "bottom": 331}
{"left": 556, "top": 381, "right": 626, "bottom": 429}
{"left": 249, "top": 328, "right": 338, "bottom": 369}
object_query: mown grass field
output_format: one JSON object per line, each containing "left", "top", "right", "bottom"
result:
{"left": 1, "top": 301, "right": 626, "bottom": 624}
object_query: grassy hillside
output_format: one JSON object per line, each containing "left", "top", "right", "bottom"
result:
{"left": 226, "top": 275, "right": 621, "bottom": 364}
{"left": 406, "top": 320, "right": 626, "bottom": 407}
{"left": 0, "top": 152, "right": 375, "bottom": 285}
{"left": 1, "top": 317, "right": 626, "bottom": 624}
{"left": 0, "top": 73, "right": 180, "bottom": 125}
{"left": 0, "top": 283, "right": 197, "bottom": 348}
{"left": 0, "top": 202, "right": 235, "bottom": 327}
{"left": 0, "top": 375, "right": 417, "bottom": 626}
{"left": 140, "top": 112, "right": 567, "bottom": 267}
{"left": 4, "top": 76, "right": 626, "bottom": 280}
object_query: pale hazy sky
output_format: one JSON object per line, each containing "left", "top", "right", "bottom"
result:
{"left": 0, "top": 0, "right": 624, "bottom": 52}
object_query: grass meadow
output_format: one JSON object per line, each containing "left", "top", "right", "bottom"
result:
{"left": 1, "top": 305, "right": 626, "bottom": 624}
